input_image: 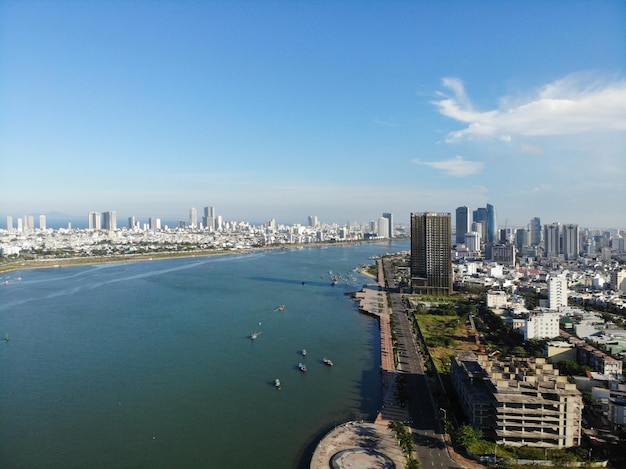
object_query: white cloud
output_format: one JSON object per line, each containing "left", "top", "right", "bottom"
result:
{"left": 519, "top": 144, "right": 543, "bottom": 154}
{"left": 433, "top": 74, "right": 626, "bottom": 141}
{"left": 412, "top": 155, "right": 484, "bottom": 177}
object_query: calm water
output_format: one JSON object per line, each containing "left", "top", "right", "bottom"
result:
{"left": 0, "top": 241, "right": 408, "bottom": 468}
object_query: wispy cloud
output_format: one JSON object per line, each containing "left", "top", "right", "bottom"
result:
{"left": 412, "top": 155, "right": 484, "bottom": 177}
{"left": 433, "top": 74, "right": 626, "bottom": 141}
{"left": 373, "top": 118, "right": 399, "bottom": 127}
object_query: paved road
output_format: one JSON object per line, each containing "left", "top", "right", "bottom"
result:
{"left": 381, "top": 258, "right": 465, "bottom": 469}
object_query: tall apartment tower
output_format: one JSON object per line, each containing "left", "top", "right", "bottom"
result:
{"left": 530, "top": 217, "right": 542, "bottom": 246}
{"left": 39, "top": 215, "right": 46, "bottom": 230}
{"left": 382, "top": 212, "right": 394, "bottom": 238}
{"left": 203, "top": 206, "right": 215, "bottom": 230}
{"left": 544, "top": 223, "right": 560, "bottom": 258}
{"left": 548, "top": 275, "right": 568, "bottom": 309}
{"left": 410, "top": 212, "right": 452, "bottom": 295}
{"left": 6, "top": 215, "right": 13, "bottom": 232}
{"left": 189, "top": 207, "right": 198, "bottom": 228}
{"left": 102, "top": 211, "right": 117, "bottom": 231}
{"left": 88, "top": 212, "right": 101, "bottom": 230}
{"left": 455, "top": 206, "right": 470, "bottom": 244}
{"left": 562, "top": 224, "right": 579, "bottom": 260}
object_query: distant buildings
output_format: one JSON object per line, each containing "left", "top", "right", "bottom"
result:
{"left": 530, "top": 217, "right": 542, "bottom": 247}
{"left": 382, "top": 212, "right": 394, "bottom": 238}
{"left": 455, "top": 206, "right": 470, "bottom": 245}
{"left": 410, "top": 212, "right": 452, "bottom": 295}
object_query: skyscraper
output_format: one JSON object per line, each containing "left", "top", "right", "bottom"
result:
{"left": 88, "top": 212, "right": 101, "bottom": 230}
{"left": 189, "top": 207, "right": 198, "bottom": 228}
{"left": 455, "top": 206, "right": 470, "bottom": 245}
{"left": 382, "top": 212, "right": 394, "bottom": 238}
{"left": 544, "top": 223, "right": 560, "bottom": 258}
{"left": 410, "top": 212, "right": 452, "bottom": 295}
{"left": 530, "top": 217, "right": 542, "bottom": 246}
{"left": 562, "top": 224, "right": 579, "bottom": 260}
{"left": 102, "top": 211, "right": 117, "bottom": 231}
{"left": 203, "top": 206, "right": 215, "bottom": 230}
{"left": 486, "top": 204, "right": 497, "bottom": 244}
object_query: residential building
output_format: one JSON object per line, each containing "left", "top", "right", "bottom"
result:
{"left": 548, "top": 275, "right": 568, "bottom": 309}
{"left": 611, "top": 269, "right": 626, "bottom": 293}
{"left": 524, "top": 311, "right": 561, "bottom": 340}
{"left": 102, "top": 211, "right": 117, "bottom": 231}
{"left": 88, "top": 211, "right": 101, "bottom": 230}
{"left": 530, "top": 217, "right": 542, "bottom": 247}
{"left": 382, "top": 212, "right": 394, "bottom": 238}
{"left": 189, "top": 207, "right": 198, "bottom": 228}
{"left": 562, "top": 224, "right": 579, "bottom": 260}
{"left": 544, "top": 223, "right": 560, "bottom": 258}
{"left": 410, "top": 212, "right": 452, "bottom": 295}
{"left": 39, "top": 215, "right": 46, "bottom": 230}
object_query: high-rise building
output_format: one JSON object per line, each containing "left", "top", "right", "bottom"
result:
{"left": 410, "top": 212, "right": 452, "bottom": 295}
{"left": 486, "top": 204, "right": 497, "bottom": 244}
{"left": 189, "top": 207, "right": 198, "bottom": 228}
{"left": 530, "top": 217, "right": 542, "bottom": 246}
{"left": 102, "top": 211, "right": 117, "bottom": 231}
{"left": 544, "top": 223, "right": 560, "bottom": 258}
{"left": 464, "top": 232, "right": 480, "bottom": 252}
{"left": 562, "top": 224, "right": 579, "bottom": 260}
{"left": 455, "top": 206, "right": 470, "bottom": 244}
{"left": 6, "top": 216, "right": 13, "bottom": 232}
{"left": 382, "top": 212, "right": 394, "bottom": 238}
{"left": 548, "top": 275, "right": 568, "bottom": 309}
{"left": 203, "top": 206, "right": 215, "bottom": 229}
{"left": 515, "top": 228, "right": 529, "bottom": 248}
{"left": 39, "top": 215, "right": 46, "bottom": 230}
{"left": 88, "top": 212, "right": 101, "bottom": 230}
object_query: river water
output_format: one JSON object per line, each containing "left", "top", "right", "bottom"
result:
{"left": 0, "top": 240, "right": 408, "bottom": 468}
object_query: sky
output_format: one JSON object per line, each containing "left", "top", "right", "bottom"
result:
{"left": 1, "top": 1, "right": 625, "bottom": 229}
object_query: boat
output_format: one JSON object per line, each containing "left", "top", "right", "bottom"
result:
{"left": 323, "top": 357, "right": 334, "bottom": 366}
{"left": 298, "top": 362, "right": 307, "bottom": 372}
{"left": 3, "top": 334, "right": 9, "bottom": 342}
{"left": 274, "top": 305, "right": 285, "bottom": 312}
{"left": 250, "top": 331, "right": 261, "bottom": 340}
{"left": 301, "top": 349, "right": 307, "bottom": 356}
{"left": 274, "top": 378, "right": 281, "bottom": 388}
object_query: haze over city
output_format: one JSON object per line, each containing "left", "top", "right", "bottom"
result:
{"left": 1, "top": 1, "right": 625, "bottom": 228}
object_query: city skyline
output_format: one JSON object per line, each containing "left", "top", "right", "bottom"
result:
{"left": 1, "top": 2, "right": 625, "bottom": 228}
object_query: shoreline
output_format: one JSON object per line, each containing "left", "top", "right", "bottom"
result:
{"left": 0, "top": 239, "right": 394, "bottom": 275}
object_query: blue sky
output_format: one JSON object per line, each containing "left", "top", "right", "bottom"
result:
{"left": 1, "top": 1, "right": 625, "bottom": 228}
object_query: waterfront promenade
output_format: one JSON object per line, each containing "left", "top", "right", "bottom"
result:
{"left": 310, "top": 259, "right": 408, "bottom": 469}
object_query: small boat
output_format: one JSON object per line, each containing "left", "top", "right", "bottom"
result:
{"left": 274, "top": 305, "right": 285, "bottom": 312}
{"left": 250, "top": 331, "right": 261, "bottom": 340}
{"left": 323, "top": 357, "right": 334, "bottom": 366}
{"left": 3, "top": 334, "right": 9, "bottom": 342}
{"left": 274, "top": 378, "right": 281, "bottom": 388}
{"left": 301, "top": 349, "right": 307, "bottom": 356}
{"left": 298, "top": 362, "right": 307, "bottom": 372}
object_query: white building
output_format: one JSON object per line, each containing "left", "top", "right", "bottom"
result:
{"left": 524, "top": 311, "right": 561, "bottom": 341}
{"left": 548, "top": 275, "right": 568, "bottom": 310}
{"left": 611, "top": 270, "right": 626, "bottom": 293}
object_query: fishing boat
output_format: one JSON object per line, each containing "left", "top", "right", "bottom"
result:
{"left": 301, "top": 349, "right": 307, "bottom": 356}
{"left": 323, "top": 357, "right": 334, "bottom": 366}
{"left": 274, "top": 378, "right": 281, "bottom": 388}
{"left": 250, "top": 331, "right": 261, "bottom": 340}
{"left": 298, "top": 362, "right": 307, "bottom": 372}
{"left": 274, "top": 305, "right": 285, "bottom": 312}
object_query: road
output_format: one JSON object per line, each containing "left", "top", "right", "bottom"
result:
{"left": 381, "top": 257, "right": 466, "bottom": 469}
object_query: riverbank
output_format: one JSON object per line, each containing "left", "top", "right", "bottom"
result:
{"left": 0, "top": 239, "right": 389, "bottom": 274}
